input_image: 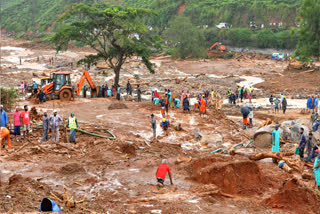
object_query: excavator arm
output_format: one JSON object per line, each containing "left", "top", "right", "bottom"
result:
{"left": 209, "top": 42, "right": 219, "bottom": 51}
{"left": 75, "top": 70, "right": 98, "bottom": 97}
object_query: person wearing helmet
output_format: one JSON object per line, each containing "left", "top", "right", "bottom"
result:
{"left": 67, "top": 112, "right": 78, "bottom": 143}
{"left": 160, "top": 118, "right": 169, "bottom": 136}
{"left": 50, "top": 110, "right": 62, "bottom": 142}
{"left": 200, "top": 95, "right": 207, "bottom": 117}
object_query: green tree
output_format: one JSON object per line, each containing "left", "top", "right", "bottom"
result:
{"left": 163, "top": 16, "right": 206, "bottom": 59}
{"left": 295, "top": 0, "right": 320, "bottom": 61}
{"left": 52, "top": 3, "right": 161, "bottom": 87}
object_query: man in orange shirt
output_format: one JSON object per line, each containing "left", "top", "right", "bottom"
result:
{"left": 0, "top": 127, "right": 11, "bottom": 148}
{"left": 156, "top": 159, "right": 173, "bottom": 187}
{"left": 165, "top": 94, "right": 169, "bottom": 114}
{"left": 200, "top": 95, "right": 207, "bottom": 117}
{"left": 20, "top": 105, "right": 32, "bottom": 142}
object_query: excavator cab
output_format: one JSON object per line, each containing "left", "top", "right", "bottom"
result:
{"left": 41, "top": 77, "right": 52, "bottom": 87}
{"left": 52, "top": 72, "right": 72, "bottom": 91}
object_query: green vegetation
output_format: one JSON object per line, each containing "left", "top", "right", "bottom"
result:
{"left": 0, "top": 88, "right": 19, "bottom": 111}
{"left": 52, "top": 3, "right": 161, "bottom": 87}
{"left": 295, "top": 0, "right": 320, "bottom": 61}
{"left": 163, "top": 17, "right": 206, "bottom": 59}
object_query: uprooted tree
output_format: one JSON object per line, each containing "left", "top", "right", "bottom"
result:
{"left": 51, "top": 3, "right": 162, "bottom": 87}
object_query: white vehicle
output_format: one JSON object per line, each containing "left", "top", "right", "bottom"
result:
{"left": 216, "top": 23, "right": 229, "bottom": 29}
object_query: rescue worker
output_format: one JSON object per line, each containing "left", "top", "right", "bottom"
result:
{"left": 66, "top": 112, "right": 78, "bottom": 143}
{"left": 282, "top": 96, "right": 287, "bottom": 114}
{"left": 156, "top": 159, "right": 173, "bottom": 188}
{"left": 200, "top": 95, "right": 207, "bottom": 117}
{"left": 272, "top": 125, "right": 280, "bottom": 164}
{"left": 137, "top": 85, "right": 141, "bottom": 102}
{"left": 165, "top": 95, "right": 169, "bottom": 114}
{"left": 50, "top": 110, "right": 62, "bottom": 142}
{"left": 0, "top": 127, "right": 11, "bottom": 148}
{"left": 32, "top": 81, "right": 38, "bottom": 95}
{"left": 160, "top": 98, "right": 166, "bottom": 117}
{"left": 160, "top": 118, "right": 169, "bottom": 136}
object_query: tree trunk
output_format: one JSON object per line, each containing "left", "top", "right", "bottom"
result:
{"left": 114, "top": 67, "right": 120, "bottom": 88}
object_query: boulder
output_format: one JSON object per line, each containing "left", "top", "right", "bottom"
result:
{"left": 200, "top": 134, "right": 223, "bottom": 147}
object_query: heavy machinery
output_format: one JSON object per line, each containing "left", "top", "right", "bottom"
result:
{"left": 41, "top": 77, "right": 52, "bottom": 87}
{"left": 42, "top": 70, "right": 98, "bottom": 101}
{"left": 208, "top": 42, "right": 227, "bottom": 52}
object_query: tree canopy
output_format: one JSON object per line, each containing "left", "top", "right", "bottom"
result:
{"left": 163, "top": 16, "right": 206, "bottom": 59}
{"left": 295, "top": 0, "right": 320, "bottom": 61}
{"left": 52, "top": 3, "right": 161, "bottom": 87}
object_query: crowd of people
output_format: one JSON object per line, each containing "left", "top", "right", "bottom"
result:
{"left": 0, "top": 105, "right": 79, "bottom": 148}
{"left": 269, "top": 93, "right": 287, "bottom": 114}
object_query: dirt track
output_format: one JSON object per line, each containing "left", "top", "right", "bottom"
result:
{"left": 1, "top": 36, "right": 320, "bottom": 213}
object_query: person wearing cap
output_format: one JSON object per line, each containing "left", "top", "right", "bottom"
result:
{"left": 40, "top": 111, "right": 50, "bottom": 143}
{"left": 66, "top": 112, "right": 78, "bottom": 143}
{"left": 160, "top": 118, "right": 169, "bottom": 136}
{"left": 272, "top": 125, "right": 280, "bottom": 163}
{"left": 13, "top": 107, "right": 21, "bottom": 141}
{"left": 274, "top": 96, "right": 280, "bottom": 114}
{"left": 282, "top": 96, "right": 287, "bottom": 114}
{"left": 313, "top": 149, "right": 320, "bottom": 190}
{"left": 50, "top": 110, "right": 62, "bottom": 142}
{"left": 0, "top": 105, "right": 8, "bottom": 128}
{"left": 200, "top": 95, "right": 207, "bottom": 117}
{"left": 156, "top": 159, "right": 173, "bottom": 188}
{"left": 151, "top": 114, "right": 157, "bottom": 141}
{"left": 21, "top": 105, "right": 31, "bottom": 142}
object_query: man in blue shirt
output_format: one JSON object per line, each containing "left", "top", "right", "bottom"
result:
{"left": 32, "top": 81, "right": 38, "bottom": 94}
{"left": 161, "top": 119, "right": 169, "bottom": 136}
{"left": 0, "top": 105, "right": 8, "bottom": 128}
{"left": 299, "top": 127, "right": 307, "bottom": 159}
{"left": 272, "top": 125, "right": 280, "bottom": 163}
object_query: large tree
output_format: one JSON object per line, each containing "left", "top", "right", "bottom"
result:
{"left": 52, "top": 3, "right": 161, "bottom": 87}
{"left": 295, "top": 0, "right": 320, "bottom": 61}
{"left": 163, "top": 16, "right": 206, "bottom": 59}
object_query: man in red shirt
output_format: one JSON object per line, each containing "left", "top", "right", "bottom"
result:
{"left": 156, "top": 159, "right": 173, "bottom": 187}
{"left": 20, "top": 105, "right": 32, "bottom": 142}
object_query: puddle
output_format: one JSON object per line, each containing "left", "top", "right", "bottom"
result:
{"left": 237, "top": 76, "right": 265, "bottom": 89}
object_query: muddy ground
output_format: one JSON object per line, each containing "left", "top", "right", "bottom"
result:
{"left": 0, "top": 36, "right": 320, "bottom": 213}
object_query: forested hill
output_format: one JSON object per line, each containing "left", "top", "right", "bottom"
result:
{"left": 2, "top": 0, "right": 302, "bottom": 32}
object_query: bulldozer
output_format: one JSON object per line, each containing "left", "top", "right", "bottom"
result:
{"left": 208, "top": 42, "right": 226, "bottom": 52}
{"left": 42, "top": 70, "right": 98, "bottom": 101}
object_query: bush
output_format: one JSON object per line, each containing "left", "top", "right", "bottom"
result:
{"left": 0, "top": 87, "right": 19, "bottom": 111}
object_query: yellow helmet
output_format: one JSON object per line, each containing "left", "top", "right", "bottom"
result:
{"left": 163, "top": 119, "right": 166, "bottom": 122}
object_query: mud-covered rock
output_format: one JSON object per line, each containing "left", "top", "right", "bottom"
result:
{"left": 200, "top": 134, "right": 223, "bottom": 147}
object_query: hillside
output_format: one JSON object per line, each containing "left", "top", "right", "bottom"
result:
{"left": 1, "top": 0, "right": 302, "bottom": 32}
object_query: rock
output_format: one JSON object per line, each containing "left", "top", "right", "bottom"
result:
{"left": 302, "top": 172, "right": 312, "bottom": 180}
{"left": 200, "top": 134, "right": 223, "bottom": 147}
{"left": 108, "top": 103, "right": 128, "bottom": 110}
{"left": 194, "top": 128, "right": 202, "bottom": 140}
{"left": 174, "top": 123, "right": 182, "bottom": 131}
